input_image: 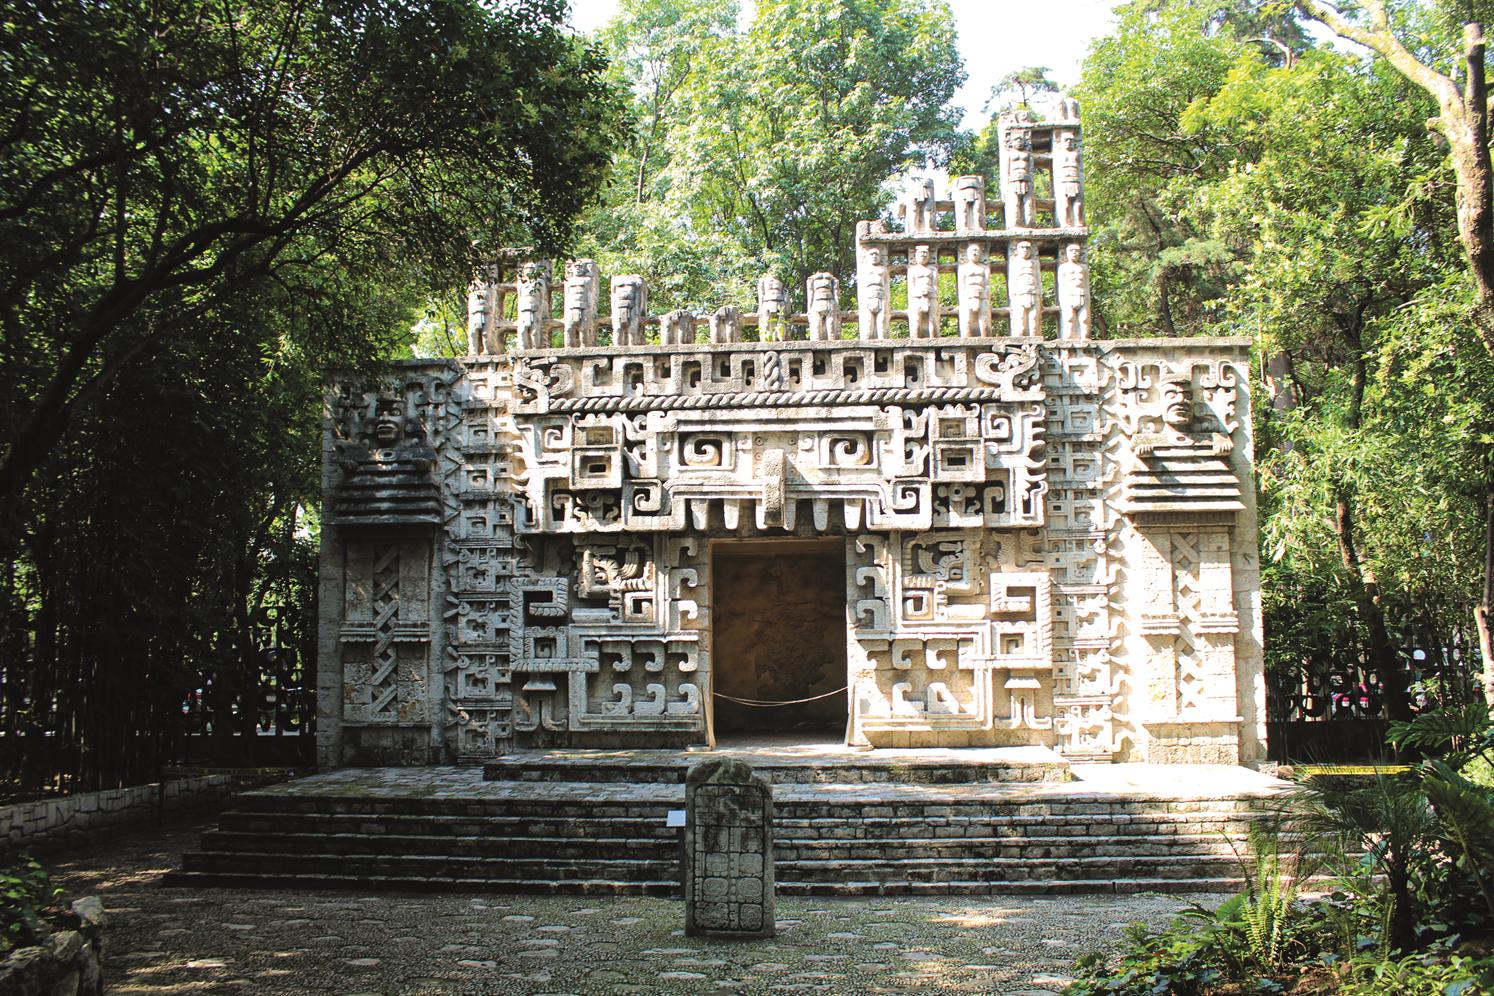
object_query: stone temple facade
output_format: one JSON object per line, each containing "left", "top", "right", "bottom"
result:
{"left": 317, "top": 104, "right": 1265, "bottom": 769}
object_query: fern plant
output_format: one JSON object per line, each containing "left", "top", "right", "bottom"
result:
{"left": 1419, "top": 758, "right": 1494, "bottom": 922}
{"left": 1186, "top": 814, "right": 1320, "bottom": 980}
{"left": 1287, "top": 772, "right": 1440, "bottom": 953}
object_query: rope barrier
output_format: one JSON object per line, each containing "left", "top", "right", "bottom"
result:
{"left": 712, "top": 686, "right": 848, "bottom": 707}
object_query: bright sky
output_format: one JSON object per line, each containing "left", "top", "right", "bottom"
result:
{"left": 565, "top": 0, "right": 1124, "bottom": 129}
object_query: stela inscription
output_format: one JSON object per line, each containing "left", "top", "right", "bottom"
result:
{"left": 685, "top": 758, "right": 775, "bottom": 939}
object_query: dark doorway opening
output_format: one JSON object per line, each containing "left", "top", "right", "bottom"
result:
{"left": 710, "top": 539, "right": 848, "bottom": 739}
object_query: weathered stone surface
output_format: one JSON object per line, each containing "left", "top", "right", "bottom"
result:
{"left": 0, "top": 898, "right": 106, "bottom": 996}
{"left": 684, "top": 759, "right": 775, "bottom": 938}
{"left": 2, "top": 778, "right": 231, "bottom": 853}
{"left": 316, "top": 100, "right": 1265, "bottom": 770}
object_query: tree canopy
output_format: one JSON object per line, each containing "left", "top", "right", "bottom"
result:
{"left": 0, "top": 0, "right": 621, "bottom": 790}
{"left": 1075, "top": 0, "right": 1494, "bottom": 715}
{"left": 578, "top": 0, "right": 966, "bottom": 310}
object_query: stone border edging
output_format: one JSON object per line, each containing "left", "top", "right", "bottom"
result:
{"left": 0, "top": 897, "right": 104, "bottom": 996}
{"left": 1, "top": 775, "right": 235, "bottom": 853}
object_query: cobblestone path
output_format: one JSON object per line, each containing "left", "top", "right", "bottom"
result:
{"left": 49, "top": 819, "right": 1220, "bottom": 995}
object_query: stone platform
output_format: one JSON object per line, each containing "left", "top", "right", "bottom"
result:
{"left": 167, "top": 744, "right": 1292, "bottom": 897}
{"left": 484, "top": 740, "right": 1073, "bottom": 784}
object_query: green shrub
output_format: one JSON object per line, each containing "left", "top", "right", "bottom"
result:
{"left": 1335, "top": 939, "right": 1494, "bottom": 995}
{"left": 1067, "top": 919, "right": 1230, "bottom": 996}
{"left": 1, "top": 853, "right": 60, "bottom": 955}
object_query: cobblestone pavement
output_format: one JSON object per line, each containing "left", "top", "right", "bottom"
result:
{"left": 50, "top": 818, "right": 1223, "bottom": 995}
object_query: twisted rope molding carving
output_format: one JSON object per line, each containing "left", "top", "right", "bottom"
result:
{"left": 533, "top": 385, "right": 1037, "bottom": 414}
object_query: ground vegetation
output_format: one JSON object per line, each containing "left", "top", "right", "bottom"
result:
{"left": 1067, "top": 705, "right": 1494, "bottom": 993}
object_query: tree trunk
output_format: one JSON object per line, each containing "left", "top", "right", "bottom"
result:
{"left": 1452, "top": 26, "right": 1494, "bottom": 358}
{"left": 1479, "top": 477, "right": 1494, "bottom": 707}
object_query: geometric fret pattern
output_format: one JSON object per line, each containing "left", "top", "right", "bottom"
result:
{"left": 369, "top": 544, "right": 401, "bottom": 717}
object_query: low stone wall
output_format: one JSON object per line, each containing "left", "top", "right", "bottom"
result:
{"left": 0, "top": 897, "right": 104, "bottom": 996}
{"left": 1, "top": 775, "right": 235, "bottom": 853}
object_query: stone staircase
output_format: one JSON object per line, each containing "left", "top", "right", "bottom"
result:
{"left": 166, "top": 750, "right": 1290, "bottom": 896}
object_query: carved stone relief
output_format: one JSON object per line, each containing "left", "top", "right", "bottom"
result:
{"left": 319, "top": 99, "right": 1264, "bottom": 769}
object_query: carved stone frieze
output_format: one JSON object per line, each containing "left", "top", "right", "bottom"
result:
{"left": 317, "top": 96, "right": 1264, "bottom": 769}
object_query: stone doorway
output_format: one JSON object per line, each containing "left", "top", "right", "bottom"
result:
{"left": 709, "top": 539, "right": 849, "bottom": 741}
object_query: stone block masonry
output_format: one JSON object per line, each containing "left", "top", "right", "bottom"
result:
{"left": 1, "top": 775, "right": 233, "bottom": 854}
{"left": 317, "top": 98, "right": 1265, "bottom": 768}
{"left": 0, "top": 897, "right": 105, "bottom": 995}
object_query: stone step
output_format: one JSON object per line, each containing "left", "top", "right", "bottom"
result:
{"left": 196, "top": 826, "right": 1240, "bottom": 864}
{"left": 162, "top": 866, "right": 1249, "bottom": 897}
{"left": 224, "top": 794, "right": 675, "bottom": 819}
{"left": 775, "top": 877, "right": 1249, "bottom": 896}
{"left": 161, "top": 869, "right": 679, "bottom": 896}
{"left": 482, "top": 759, "right": 1068, "bottom": 786}
{"left": 180, "top": 850, "right": 675, "bottom": 882}
{"left": 174, "top": 848, "right": 1243, "bottom": 889}
{"left": 199, "top": 830, "right": 679, "bottom": 860}
{"left": 170, "top": 765, "right": 1291, "bottom": 897}
{"left": 215, "top": 805, "right": 1255, "bottom": 836}
{"left": 222, "top": 789, "right": 1267, "bottom": 822}
{"left": 217, "top": 810, "right": 679, "bottom": 840}
{"left": 773, "top": 812, "right": 1259, "bottom": 837}
{"left": 777, "top": 853, "right": 1245, "bottom": 884}
{"left": 772, "top": 798, "right": 1270, "bottom": 818}
{"left": 773, "top": 833, "right": 1246, "bottom": 861}
{"left": 178, "top": 838, "right": 1246, "bottom": 883}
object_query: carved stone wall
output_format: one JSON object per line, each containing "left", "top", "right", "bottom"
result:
{"left": 316, "top": 101, "right": 1266, "bottom": 767}
{"left": 316, "top": 338, "right": 1261, "bottom": 765}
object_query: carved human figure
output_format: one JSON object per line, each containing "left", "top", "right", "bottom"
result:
{"left": 562, "top": 258, "right": 600, "bottom": 348}
{"left": 861, "top": 247, "right": 892, "bottom": 336}
{"left": 1134, "top": 371, "right": 1233, "bottom": 457}
{"left": 1057, "top": 93, "right": 1081, "bottom": 122}
{"left": 516, "top": 261, "right": 552, "bottom": 350}
{"left": 465, "top": 266, "right": 500, "bottom": 354}
{"left": 901, "top": 177, "right": 936, "bottom": 234}
{"left": 1055, "top": 132, "right": 1083, "bottom": 227}
{"left": 957, "top": 242, "right": 992, "bottom": 338}
{"left": 953, "top": 175, "right": 986, "bottom": 233}
{"left": 856, "top": 221, "right": 891, "bottom": 340}
{"left": 1007, "top": 240, "right": 1043, "bottom": 337}
{"left": 662, "top": 308, "right": 697, "bottom": 345}
{"left": 806, "top": 271, "right": 840, "bottom": 341}
{"left": 710, "top": 305, "right": 740, "bottom": 344}
{"left": 757, "top": 273, "right": 788, "bottom": 342}
{"left": 330, "top": 394, "right": 438, "bottom": 525}
{"left": 1057, "top": 242, "right": 1090, "bottom": 340}
{"left": 1003, "top": 127, "right": 1035, "bottom": 227}
{"left": 611, "top": 275, "right": 647, "bottom": 347}
{"left": 906, "top": 244, "right": 940, "bottom": 338}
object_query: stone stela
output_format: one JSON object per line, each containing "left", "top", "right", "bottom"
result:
{"left": 316, "top": 99, "right": 1266, "bottom": 768}
{"left": 684, "top": 759, "right": 775, "bottom": 938}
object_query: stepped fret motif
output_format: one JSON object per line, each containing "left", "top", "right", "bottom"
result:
{"left": 318, "top": 99, "right": 1264, "bottom": 768}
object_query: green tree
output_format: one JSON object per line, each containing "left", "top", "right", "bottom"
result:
{"left": 1291, "top": 0, "right": 1494, "bottom": 706}
{"left": 0, "top": 0, "right": 622, "bottom": 790}
{"left": 987, "top": 66, "right": 1060, "bottom": 112}
{"left": 581, "top": 0, "right": 966, "bottom": 311}
{"left": 0, "top": 0, "right": 621, "bottom": 530}
{"left": 1076, "top": 0, "right": 1254, "bottom": 335}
